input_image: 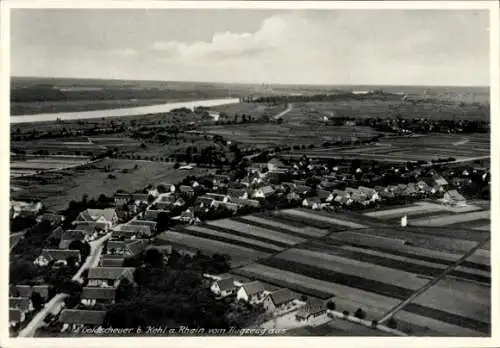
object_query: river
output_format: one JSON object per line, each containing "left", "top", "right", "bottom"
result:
{"left": 11, "top": 98, "right": 240, "bottom": 124}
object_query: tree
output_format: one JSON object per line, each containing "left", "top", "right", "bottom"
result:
{"left": 66, "top": 256, "right": 78, "bottom": 269}
{"left": 115, "top": 278, "right": 135, "bottom": 302}
{"left": 300, "top": 295, "right": 308, "bottom": 302}
{"left": 144, "top": 248, "right": 164, "bottom": 268}
{"left": 174, "top": 162, "right": 180, "bottom": 169}
{"left": 387, "top": 317, "right": 398, "bottom": 329}
{"left": 342, "top": 310, "right": 350, "bottom": 317}
{"left": 354, "top": 308, "right": 366, "bottom": 319}
{"left": 326, "top": 301, "right": 336, "bottom": 310}
{"left": 31, "top": 292, "right": 44, "bottom": 311}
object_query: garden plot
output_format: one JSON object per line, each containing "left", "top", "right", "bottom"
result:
{"left": 207, "top": 219, "right": 305, "bottom": 245}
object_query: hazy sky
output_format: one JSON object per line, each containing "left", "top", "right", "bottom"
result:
{"left": 11, "top": 9, "right": 490, "bottom": 86}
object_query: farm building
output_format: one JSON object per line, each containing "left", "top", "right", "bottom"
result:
{"left": 262, "top": 288, "right": 297, "bottom": 313}
{"left": 34, "top": 249, "right": 81, "bottom": 267}
{"left": 59, "top": 309, "right": 106, "bottom": 333}
{"left": 179, "top": 185, "right": 195, "bottom": 196}
{"left": 80, "top": 287, "right": 117, "bottom": 306}
{"left": 210, "top": 278, "right": 236, "bottom": 298}
{"left": 112, "top": 223, "right": 153, "bottom": 238}
{"left": 302, "top": 197, "right": 324, "bottom": 210}
{"left": 236, "top": 281, "right": 266, "bottom": 304}
{"left": 10, "top": 200, "right": 43, "bottom": 219}
{"left": 87, "top": 267, "right": 134, "bottom": 288}
{"left": 232, "top": 198, "right": 261, "bottom": 208}
{"left": 252, "top": 186, "right": 276, "bottom": 199}
{"left": 295, "top": 298, "right": 327, "bottom": 321}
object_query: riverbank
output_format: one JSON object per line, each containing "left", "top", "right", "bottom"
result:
{"left": 11, "top": 98, "right": 240, "bottom": 124}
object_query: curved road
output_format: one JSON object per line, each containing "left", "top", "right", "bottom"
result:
{"left": 18, "top": 232, "right": 112, "bottom": 337}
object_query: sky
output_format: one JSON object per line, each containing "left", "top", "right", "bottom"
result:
{"left": 10, "top": 9, "right": 490, "bottom": 86}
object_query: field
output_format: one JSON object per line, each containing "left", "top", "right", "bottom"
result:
{"left": 10, "top": 156, "right": 92, "bottom": 177}
{"left": 11, "top": 158, "right": 213, "bottom": 212}
{"left": 156, "top": 207, "right": 490, "bottom": 336}
{"left": 364, "top": 201, "right": 491, "bottom": 231}
{"left": 285, "top": 133, "right": 490, "bottom": 162}
{"left": 292, "top": 98, "right": 489, "bottom": 121}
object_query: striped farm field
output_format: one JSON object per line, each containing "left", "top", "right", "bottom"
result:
{"left": 303, "top": 240, "right": 489, "bottom": 284}
{"left": 207, "top": 219, "right": 306, "bottom": 245}
{"left": 334, "top": 228, "right": 486, "bottom": 254}
{"left": 184, "top": 225, "right": 285, "bottom": 252}
{"left": 232, "top": 263, "right": 401, "bottom": 312}
{"left": 276, "top": 248, "right": 429, "bottom": 290}
{"left": 236, "top": 214, "right": 328, "bottom": 238}
{"left": 394, "top": 310, "right": 487, "bottom": 337}
{"left": 410, "top": 210, "right": 490, "bottom": 227}
{"left": 409, "top": 278, "right": 490, "bottom": 324}
{"left": 155, "top": 230, "right": 269, "bottom": 266}
{"left": 279, "top": 208, "right": 368, "bottom": 229}
{"left": 258, "top": 257, "right": 415, "bottom": 300}
{"left": 364, "top": 204, "right": 446, "bottom": 219}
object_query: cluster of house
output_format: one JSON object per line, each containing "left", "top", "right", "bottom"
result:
{"left": 9, "top": 285, "right": 49, "bottom": 328}
{"left": 58, "top": 213, "right": 155, "bottom": 332}
{"left": 209, "top": 277, "right": 327, "bottom": 322}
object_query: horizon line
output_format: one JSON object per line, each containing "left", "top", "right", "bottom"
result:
{"left": 11, "top": 75, "right": 490, "bottom": 89}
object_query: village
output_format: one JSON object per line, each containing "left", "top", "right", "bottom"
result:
{"left": 8, "top": 149, "right": 490, "bottom": 336}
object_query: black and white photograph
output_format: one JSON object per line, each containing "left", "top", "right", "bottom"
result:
{"left": 2, "top": 0, "right": 498, "bottom": 344}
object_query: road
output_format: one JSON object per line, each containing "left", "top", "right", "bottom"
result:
{"left": 377, "top": 236, "right": 491, "bottom": 324}
{"left": 18, "top": 232, "right": 112, "bottom": 337}
{"left": 273, "top": 103, "right": 293, "bottom": 120}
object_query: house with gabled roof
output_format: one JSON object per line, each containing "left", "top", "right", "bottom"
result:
{"left": 179, "top": 185, "right": 195, "bottom": 196}
{"left": 99, "top": 255, "right": 125, "bottom": 267}
{"left": 293, "top": 185, "right": 312, "bottom": 196}
{"left": 210, "top": 278, "right": 236, "bottom": 298}
{"left": 317, "top": 189, "right": 331, "bottom": 201}
{"left": 358, "top": 186, "right": 380, "bottom": 202}
{"left": 263, "top": 288, "right": 297, "bottom": 313}
{"left": 34, "top": 249, "right": 81, "bottom": 267}
{"left": 37, "top": 213, "right": 65, "bottom": 225}
{"left": 11, "top": 285, "right": 49, "bottom": 301}
{"left": 295, "top": 298, "right": 327, "bottom": 321}
{"left": 302, "top": 197, "right": 324, "bottom": 210}
{"left": 106, "top": 240, "right": 146, "bottom": 257}
{"left": 196, "top": 196, "right": 216, "bottom": 210}
{"left": 60, "top": 309, "right": 106, "bottom": 332}
{"left": 252, "top": 186, "right": 275, "bottom": 199}
{"left": 81, "top": 287, "right": 117, "bottom": 306}
{"left": 75, "top": 208, "right": 118, "bottom": 228}
{"left": 227, "top": 188, "right": 249, "bottom": 200}
{"left": 9, "top": 297, "right": 32, "bottom": 313}
{"left": 206, "top": 193, "right": 231, "bottom": 203}
{"left": 443, "top": 189, "right": 466, "bottom": 206}
{"left": 236, "top": 281, "right": 266, "bottom": 304}
{"left": 87, "top": 267, "right": 134, "bottom": 288}
{"left": 129, "top": 219, "right": 157, "bottom": 233}
{"left": 213, "top": 174, "right": 230, "bottom": 187}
